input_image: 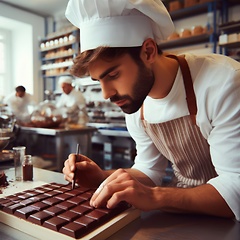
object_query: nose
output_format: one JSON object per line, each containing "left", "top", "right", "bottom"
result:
{"left": 100, "top": 81, "right": 116, "bottom": 100}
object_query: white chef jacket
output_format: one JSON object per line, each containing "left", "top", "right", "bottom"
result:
{"left": 3, "top": 92, "right": 35, "bottom": 116}
{"left": 126, "top": 53, "right": 240, "bottom": 221}
{"left": 56, "top": 88, "right": 86, "bottom": 112}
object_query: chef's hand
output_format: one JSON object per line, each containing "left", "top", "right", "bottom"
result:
{"left": 90, "top": 168, "right": 156, "bottom": 211}
{"left": 63, "top": 154, "right": 106, "bottom": 188}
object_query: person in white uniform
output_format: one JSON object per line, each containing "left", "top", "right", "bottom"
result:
{"left": 56, "top": 76, "right": 86, "bottom": 123}
{"left": 62, "top": 0, "right": 240, "bottom": 221}
{"left": 3, "top": 85, "right": 35, "bottom": 121}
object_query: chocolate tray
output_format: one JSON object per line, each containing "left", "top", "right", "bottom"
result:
{"left": 0, "top": 182, "right": 140, "bottom": 239}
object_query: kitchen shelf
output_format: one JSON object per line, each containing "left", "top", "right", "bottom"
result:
{"left": 39, "top": 27, "right": 80, "bottom": 97}
{"left": 161, "top": 0, "right": 222, "bottom": 53}
{"left": 41, "top": 61, "right": 73, "bottom": 70}
{"left": 219, "top": 21, "right": 240, "bottom": 33}
{"left": 41, "top": 26, "right": 78, "bottom": 41}
{"left": 168, "top": 1, "right": 222, "bottom": 21}
{"left": 219, "top": 41, "right": 240, "bottom": 48}
{"left": 42, "top": 73, "right": 70, "bottom": 78}
{"left": 159, "top": 33, "right": 213, "bottom": 49}
{"left": 42, "top": 52, "right": 77, "bottom": 61}
{"left": 218, "top": 18, "right": 240, "bottom": 57}
{"left": 40, "top": 40, "right": 76, "bottom": 52}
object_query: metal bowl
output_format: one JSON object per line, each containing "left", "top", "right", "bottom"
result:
{"left": 0, "top": 137, "right": 10, "bottom": 151}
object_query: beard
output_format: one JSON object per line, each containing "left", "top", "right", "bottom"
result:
{"left": 110, "top": 62, "right": 154, "bottom": 114}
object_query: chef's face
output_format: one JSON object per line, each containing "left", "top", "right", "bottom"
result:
{"left": 61, "top": 83, "right": 73, "bottom": 95}
{"left": 89, "top": 53, "right": 154, "bottom": 114}
{"left": 16, "top": 91, "right": 25, "bottom": 98}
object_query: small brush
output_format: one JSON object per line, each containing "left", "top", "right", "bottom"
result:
{"left": 72, "top": 143, "right": 80, "bottom": 190}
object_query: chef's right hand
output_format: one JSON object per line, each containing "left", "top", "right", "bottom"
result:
{"left": 62, "top": 154, "right": 106, "bottom": 189}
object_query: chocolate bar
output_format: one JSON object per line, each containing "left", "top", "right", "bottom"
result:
{"left": 0, "top": 183, "right": 131, "bottom": 239}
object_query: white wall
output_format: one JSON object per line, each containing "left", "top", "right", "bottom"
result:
{"left": 0, "top": 2, "right": 45, "bottom": 103}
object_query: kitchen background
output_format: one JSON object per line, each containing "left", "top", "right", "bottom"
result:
{"left": 0, "top": 0, "right": 239, "bottom": 173}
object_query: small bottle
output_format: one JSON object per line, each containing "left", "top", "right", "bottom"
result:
{"left": 22, "top": 155, "right": 33, "bottom": 181}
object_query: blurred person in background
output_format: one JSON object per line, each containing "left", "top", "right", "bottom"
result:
{"left": 3, "top": 85, "right": 36, "bottom": 123}
{"left": 56, "top": 76, "right": 86, "bottom": 124}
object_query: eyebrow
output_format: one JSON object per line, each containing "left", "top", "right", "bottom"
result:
{"left": 91, "top": 65, "right": 120, "bottom": 81}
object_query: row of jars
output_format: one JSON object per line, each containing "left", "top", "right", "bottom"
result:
{"left": 43, "top": 48, "right": 74, "bottom": 59}
{"left": 40, "top": 34, "right": 76, "bottom": 50}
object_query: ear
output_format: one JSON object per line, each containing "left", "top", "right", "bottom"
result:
{"left": 140, "top": 38, "right": 157, "bottom": 64}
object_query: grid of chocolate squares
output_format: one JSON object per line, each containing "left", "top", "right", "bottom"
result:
{"left": 0, "top": 183, "right": 130, "bottom": 238}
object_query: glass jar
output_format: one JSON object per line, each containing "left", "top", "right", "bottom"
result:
{"left": 13, "top": 146, "right": 26, "bottom": 181}
{"left": 22, "top": 155, "right": 33, "bottom": 181}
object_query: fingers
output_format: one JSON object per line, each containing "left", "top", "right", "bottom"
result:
{"left": 90, "top": 169, "right": 131, "bottom": 208}
{"left": 63, "top": 153, "right": 98, "bottom": 186}
{"left": 62, "top": 154, "right": 85, "bottom": 182}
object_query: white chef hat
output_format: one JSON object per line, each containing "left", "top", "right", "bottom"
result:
{"left": 65, "top": 0, "right": 174, "bottom": 53}
{"left": 58, "top": 76, "right": 73, "bottom": 85}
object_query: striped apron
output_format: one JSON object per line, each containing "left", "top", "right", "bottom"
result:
{"left": 141, "top": 55, "right": 217, "bottom": 188}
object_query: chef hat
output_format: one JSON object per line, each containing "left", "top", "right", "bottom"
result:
{"left": 65, "top": 0, "right": 174, "bottom": 53}
{"left": 58, "top": 76, "right": 73, "bottom": 85}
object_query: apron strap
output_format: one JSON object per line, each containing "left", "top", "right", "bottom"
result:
{"left": 140, "top": 54, "right": 197, "bottom": 125}
{"left": 167, "top": 54, "right": 197, "bottom": 125}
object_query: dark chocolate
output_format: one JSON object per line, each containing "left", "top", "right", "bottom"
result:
{"left": 58, "top": 210, "right": 80, "bottom": 221}
{"left": 28, "top": 211, "right": 52, "bottom": 225}
{"left": 70, "top": 205, "right": 90, "bottom": 215}
{"left": 0, "top": 182, "right": 130, "bottom": 238}
{"left": 14, "top": 206, "right": 37, "bottom": 219}
{"left": 54, "top": 193, "right": 72, "bottom": 201}
{"left": 59, "top": 222, "right": 87, "bottom": 238}
{"left": 30, "top": 202, "right": 49, "bottom": 211}
{"left": 67, "top": 196, "right": 86, "bottom": 205}
{"left": 55, "top": 201, "right": 76, "bottom": 210}
{"left": 74, "top": 215, "right": 97, "bottom": 228}
{"left": 3, "top": 202, "right": 23, "bottom": 214}
{"left": 42, "top": 197, "right": 62, "bottom": 206}
{"left": 43, "top": 216, "right": 69, "bottom": 231}
{"left": 43, "top": 206, "right": 65, "bottom": 216}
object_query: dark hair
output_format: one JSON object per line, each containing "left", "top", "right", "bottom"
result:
{"left": 70, "top": 45, "right": 163, "bottom": 78}
{"left": 15, "top": 85, "right": 26, "bottom": 92}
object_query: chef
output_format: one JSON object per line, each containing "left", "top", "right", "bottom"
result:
{"left": 3, "top": 85, "right": 35, "bottom": 121}
{"left": 56, "top": 76, "right": 86, "bottom": 124}
{"left": 63, "top": 0, "right": 240, "bottom": 221}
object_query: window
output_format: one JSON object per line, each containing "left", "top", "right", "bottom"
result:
{"left": 0, "top": 28, "right": 11, "bottom": 101}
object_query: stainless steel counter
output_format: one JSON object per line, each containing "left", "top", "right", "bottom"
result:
{"left": 17, "top": 126, "right": 97, "bottom": 172}
{"left": 87, "top": 122, "right": 130, "bottom": 137}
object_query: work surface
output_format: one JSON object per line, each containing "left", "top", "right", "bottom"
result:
{"left": 0, "top": 168, "right": 239, "bottom": 240}
{"left": 17, "top": 126, "right": 97, "bottom": 172}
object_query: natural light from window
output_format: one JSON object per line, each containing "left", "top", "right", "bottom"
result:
{"left": 0, "top": 29, "right": 10, "bottom": 102}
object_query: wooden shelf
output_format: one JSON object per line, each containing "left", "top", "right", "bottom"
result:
{"left": 168, "top": 1, "right": 221, "bottom": 20}
{"left": 219, "top": 21, "right": 240, "bottom": 33}
{"left": 41, "top": 27, "right": 78, "bottom": 41}
{"left": 159, "top": 33, "right": 213, "bottom": 49}
{"left": 42, "top": 52, "right": 77, "bottom": 61}
{"left": 219, "top": 41, "right": 240, "bottom": 48}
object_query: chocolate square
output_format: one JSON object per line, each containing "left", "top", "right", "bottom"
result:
{"left": 42, "top": 197, "right": 62, "bottom": 206}
{"left": 14, "top": 206, "right": 38, "bottom": 219}
{"left": 43, "top": 206, "right": 65, "bottom": 216}
{"left": 28, "top": 211, "right": 52, "bottom": 225}
{"left": 30, "top": 202, "right": 49, "bottom": 211}
{"left": 43, "top": 216, "right": 69, "bottom": 231}
{"left": 59, "top": 222, "right": 87, "bottom": 238}
{"left": 58, "top": 210, "right": 80, "bottom": 221}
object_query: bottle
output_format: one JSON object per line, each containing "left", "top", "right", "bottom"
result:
{"left": 13, "top": 146, "right": 26, "bottom": 181}
{"left": 22, "top": 155, "right": 33, "bottom": 181}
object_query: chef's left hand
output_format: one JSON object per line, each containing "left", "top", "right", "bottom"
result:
{"left": 89, "top": 168, "right": 156, "bottom": 211}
